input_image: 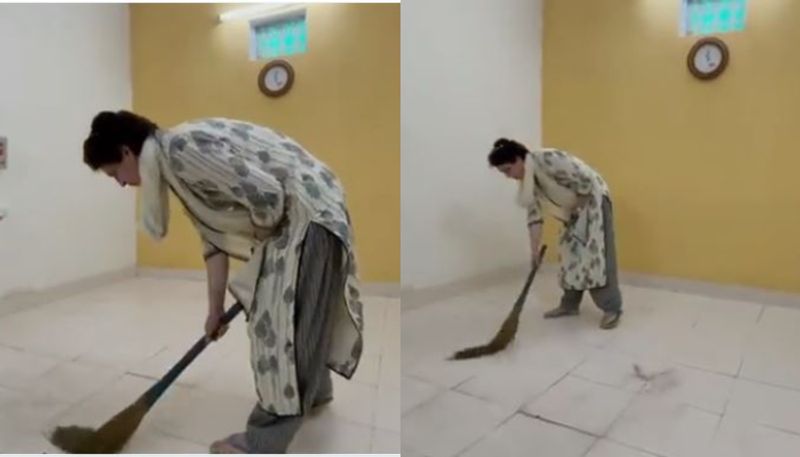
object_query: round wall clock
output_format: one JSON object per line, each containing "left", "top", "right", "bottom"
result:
{"left": 258, "top": 60, "right": 295, "bottom": 97}
{"left": 687, "top": 37, "right": 729, "bottom": 81}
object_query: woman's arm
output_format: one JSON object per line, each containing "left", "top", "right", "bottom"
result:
{"left": 528, "top": 222, "right": 544, "bottom": 267}
{"left": 204, "top": 251, "right": 230, "bottom": 340}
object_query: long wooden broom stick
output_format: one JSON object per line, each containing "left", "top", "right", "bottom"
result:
{"left": 49, "top": 302, "right": 245, "bottom": 454}
{"left": 449, "top": 245, "right": 547, "bottom": 360}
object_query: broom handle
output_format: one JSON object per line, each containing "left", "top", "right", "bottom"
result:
{"left": 141, "top": 302, "right": 245, "bottom": 406}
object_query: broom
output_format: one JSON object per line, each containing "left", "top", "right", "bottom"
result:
{"left": 449, "top": 245, "right": 547, "bottom": 360}
{"left": 49, "top": 302, "right": 245, "bottom": 453}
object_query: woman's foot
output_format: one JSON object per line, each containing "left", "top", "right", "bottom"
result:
{"left": 543, "top": 306, "right": 580, "bottom": 319}
{"left": 312, "top": 395, "right": 334, "bottom": 408}
{"left": 210, "top": 433, "right": 249, "bottom": 454}
{"left": 600, "top": 311, "right": 622, "bottom": 329}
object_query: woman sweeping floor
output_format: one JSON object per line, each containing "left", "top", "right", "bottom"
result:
{"left": 488, "top": 138, "right": 623, "bottom": 330}
{"left": 82, "top": 111, "right": 364, "bottom": 453}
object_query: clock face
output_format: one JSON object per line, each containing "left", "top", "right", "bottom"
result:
{"left": 693, "top": 43, "right": 724, "bottom": 75}
{"left": 264, "top": 66, "right": 289, "bottom": 92}
{"left": 258, "top": 60, "right": 294, "bottom": 97}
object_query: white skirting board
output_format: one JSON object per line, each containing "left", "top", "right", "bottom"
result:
{"left": 402, "top": 261, "right": 800, "bottom": 312}
{"left": 136, "top": 268, "right": 401, "bottom": 298}
{"left": 0, "top": 266, "right": 137, "bottom": 317}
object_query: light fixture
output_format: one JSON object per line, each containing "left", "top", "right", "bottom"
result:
{"left": 218, "top": 3, "right": 307, "bottom": 23}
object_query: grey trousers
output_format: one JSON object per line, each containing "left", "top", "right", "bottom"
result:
{"left": 245, "top": 223, "right": 345, "bottom": 453}
{"left": 560, "top": 196, "right": 623, "bottom": 313}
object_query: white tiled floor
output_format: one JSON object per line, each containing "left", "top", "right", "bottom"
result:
{"left": 0, "top": 277, "right": 400, "bottom": 454}
{"left": 402, "top": 269, "right": 800, "bottom": 457}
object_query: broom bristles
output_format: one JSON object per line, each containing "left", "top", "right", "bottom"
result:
{"left": 49, "top": 397, "right": 150, "bottom": 454}
{"left": 448, "top": 309, "right": 521, "bottom": 360}
{"left": 448, "top": 246, "right": 546, "bottom": 361}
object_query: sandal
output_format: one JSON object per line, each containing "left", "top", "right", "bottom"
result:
{"left": 210, "top": 433, "right": 249, "bottom": 454}
{"left": 543, "top": 306, "right": 580, "bottom": 319}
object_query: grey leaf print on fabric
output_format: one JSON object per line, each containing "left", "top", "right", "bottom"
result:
{"left": 233, "top": 122, "right": 254, "bottom": 132}
{"left": 169, "top": 136, "right": 188, "bottom": 152}
{"left": 204, "top": 119, "right": 226, "bottom": 129}
{"left": 266, "top": 329, "right": 277, "bottom": 348}
{"left": 241, "top": 181, "right": 257, "bottom": 195}
{"left": 320, "top": 210, "right": 333, "bottom": 220}
{"left": 263, "top": 192, "right": 279, "bottom": 208}
{"left": 275, "top": 257, "right": 286, "bottom": 274}
{"left": 229, "top": 156, "right": 249, "bottom": 177}
{"left": 255, "top": 320, "right": 268, "bottom": 338}
{"left": 333, "top": 221, "right": 349, "bottom": 241}
{"left": 170, "top": 157, "right": 185, "bottom": 172}
{"left": 230, "top": 186, "right": 244, "bottom": 198}
{"left": 318, "top": 168, "right": 336, "bottom": 189}
{"left": 589, "top": 239, "right": 599, "bottom": 254}
{"left": 268, "top": 355, "right": 279, "bottom": 371}
{"left": 195, "top": 179, "right": 219, "bottom": 190}
{"left": 281, "top": 142, "right": 303, "bottom": 155}
{"left": 348, "top": 284, "right": 360, "bottom": 299}
{"left": 284, "top": 384, "right": 296, "bottom": 399}
{"left": 267, "top": 404, "right": 277, "bottom": 414}
{"left": 257, "top": 150, "right": 271, "bottom": 163}
{"left": 257, "top": 356, "right": 269, "bottom": 374}
{"left": 270, "top": 167, "right": 289, "bottom": 182}
{"left": 282, "top": 142, "right": 316, "bottom": 167}
{"left": 262, "top": 258, "right": 275, "bottom": 276}
{"left": 190, "top": 131, "right": 220, "bottom": 152}
{"left": 230, "top": 125, "right": 251, "bottom": 142}
{"left": 301, "top": 174, "right": 321, "bottom": 199}
{"left": 283, "top": 286, "right": 294, "bottom": 304}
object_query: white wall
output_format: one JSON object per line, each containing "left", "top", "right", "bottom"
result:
{"left": 401, "top": 0, "right": 543, "bottom": 289}
{"left": 0, "top": 4, "right": 135, "bottom": 298}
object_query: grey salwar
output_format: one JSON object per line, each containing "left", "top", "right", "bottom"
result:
{"left": 245, "top": 223, "right": 345, "bottom": 453}
{"left": 559, "top": 196, "right": 622, "bottom": 313}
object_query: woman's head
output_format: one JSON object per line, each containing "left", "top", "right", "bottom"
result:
{"left": 488, "top": 138, "right": 528, "bottom": 180}
{"left": 83, "top": 110, "right": 158, "bottom": 187}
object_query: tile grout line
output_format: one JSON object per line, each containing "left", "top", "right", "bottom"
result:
{"left": 759, "top": 422, "right": 800, "bottom": 438}
{"left": 737, "top": 374, "right": 800, "bottom": 394}
{"left": 602, "top": 436, "right": 669, "bottom": 457}
{"left": 517, "top": 410, "right": 600, "bottom": 439}
{"left": 755, "top": 304, "right": 767, "bottom": 324}
{"left": 453, "top": 409, "right": 520, "bottom": 457}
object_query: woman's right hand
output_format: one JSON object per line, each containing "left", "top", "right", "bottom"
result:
{"left": 205, "top": 308, "right": 229, "bottom": 341}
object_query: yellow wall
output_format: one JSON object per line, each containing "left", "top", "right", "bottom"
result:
{"left": 131, "top": 3, "right": 400, "bottom": 282}
{"left": 543, "top": 0, "right": 800, "bottom": 292}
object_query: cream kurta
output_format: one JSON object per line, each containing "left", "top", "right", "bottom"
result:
{"left": 138, "top": 118, "right": 363, "bottom": 416}
{"left": 518, "top": 149, "right": 610, "bottom": 291}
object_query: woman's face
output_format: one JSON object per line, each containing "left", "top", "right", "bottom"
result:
{"left": 100, "top": 147, "right": 140, "bottom": 187}
{"left": 496, "top": 157, "right": 525, "bottom": 181}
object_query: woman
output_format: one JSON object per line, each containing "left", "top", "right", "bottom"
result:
{"left": 83, "top": 110, "right": 364, "bottom": 453}
{"left": 488, "top": 138, "right": 622, "bottom": 330}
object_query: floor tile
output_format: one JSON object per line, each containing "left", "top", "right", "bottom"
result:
{"left": 608, "top": 396, "right": 721, "bottom": 457}
{"left": 402, "top": 390, "right": 514, "bottom": 457}
{"left": 459, "top": 414, "right": 595, "bottom": 457}
{"left": 523, "top": 376, "right": 635, "bottom": 436}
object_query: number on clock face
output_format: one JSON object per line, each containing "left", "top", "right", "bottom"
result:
{"left": 694, "top": 44, "right": 723, "bottom": 74}
{"left": 265, "top": 67, "right": 288, "bottom": 92}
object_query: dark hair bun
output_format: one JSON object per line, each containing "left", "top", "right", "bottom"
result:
{"left": 493, "top": 138, "right": 510, "bottom": 149}
{"left": 91, "top": 111, "right": 120, "bottom": 135}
